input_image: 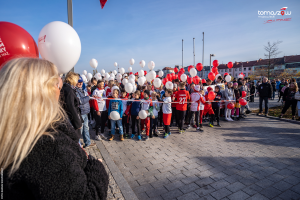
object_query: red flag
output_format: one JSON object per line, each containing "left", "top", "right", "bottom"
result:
{"left": 100, "top": 0, "right": 107, "bottom": 9}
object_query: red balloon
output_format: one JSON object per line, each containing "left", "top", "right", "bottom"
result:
{"left": 187, "top": 76, "right": 192, "bottom": 84}
{"left": 175, "top": 74, "right": 178, "bottom": 80}
{"left": 174, "top": 67, "right": 178, "bottom": 73}
{"left": 144, "top": 70, "right": 147, "bottom": 76}
{"left": 188, "top": 65, "right": 194, "bottom": 72}
{"left": 180, "top": 68, "right": 185, "bottom": 73}
{"left": 202, "top": 79, "right": 206, "bottom": 84}
{"left": 227, "top": 61, "right": 233, "bottom": 69}
{"left": 208, "top": 72, "right": 215, "bottom": 81}
{"left": 224, "top": 72, "right": 229, "bottom": 76}
{"left": 212, "top": 67, "right": 218, "bottom": 74}
{"left": 178, "top": 71, "right": 183, "bottom": 80}
{"left": 227, "top": 103, "right": 235, "bottom": 109}
{"left": 208, "top": 91, "right": 215, "bottom": 100}
{"left": 162, "top": 78, "right": 167, "bottom": 85}
{"left": 156, "top": 75, "right": 159, "bottom": 78}
{"left": 242, "top": 91, "right": 247, "bottom": 98}
{"left": 167, "top": 73, "right": 172, "bottom": 81}
{"left": 0, "top": 22, "right": 39, "bottom": 69}
{"left": 212, "top": 60, "right": 219, "bottom": 67}
{"left": 193, "top": 76, "right": 200, "bottom": 84}
{"left": 129, "top": 72, "right": 133, "bottom": 75}
{"left": 196, "top": 63, "right": 203, "bottom": 71}
{"left": 171, "top": 73, "right": 175, "bottom": 80}
{"left": 239, "top": 98, "right": 247, "bottom": 106}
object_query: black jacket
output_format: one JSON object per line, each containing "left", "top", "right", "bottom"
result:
{"left": 3, "top": 120, "right": 109, "bottom": 200}
{"left": 283, "top": 87, "right": 297, "bottom": 101}
{"left": 61, "top": 83, "right": 83, "bottom": 130}
{"left": 250, "top": 85, "right": 256, "bottom": 94}
{"left": 257, "top": 82, "right": 273, "bottom": 98}
{"left": 271, "top": 83, "right": 276, "bottom": 92}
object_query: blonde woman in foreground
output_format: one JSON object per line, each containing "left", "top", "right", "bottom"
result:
{"left": 0, "top": 58, "right": 109, "bottom": 200}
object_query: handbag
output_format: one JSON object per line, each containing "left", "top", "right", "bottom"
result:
{"left": 295, "top": 91, "right": 300, "bottom": 100}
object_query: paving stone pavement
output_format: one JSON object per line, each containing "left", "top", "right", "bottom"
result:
{"left": 248, "top": 94, "right": 282, "bottom": 111}
{"left": 98, "top": 114, "right": 300, "bottom": 200}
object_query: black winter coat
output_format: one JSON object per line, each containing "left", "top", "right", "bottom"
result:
{"left": 3, "top": 120, "right": 109, "bottom": 200}
{"left": 61, "top": 83, "right": 83, "bottom": 130}
{"left": 257, "top": 82, "right": 273, "bottom": 98}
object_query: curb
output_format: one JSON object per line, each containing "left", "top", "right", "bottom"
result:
{"left": 251, "top": 113, "right": 300, "bottom": 125}
{"left": 95, "top": 140, "right": 139, "bottom": 200}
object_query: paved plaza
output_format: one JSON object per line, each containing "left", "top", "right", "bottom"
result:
{"left": 86, "top": 112, "right": 300, "bottom": 200}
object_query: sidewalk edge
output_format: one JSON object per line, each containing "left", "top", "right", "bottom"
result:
{"left": 251, "top": 113, "right": 300, "bottom": 125}
{"left": 95, "top": 140, "right": 139, "bottom": 200}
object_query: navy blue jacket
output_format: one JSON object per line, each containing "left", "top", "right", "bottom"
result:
{"left": 212, "top": 91, "right": 223, "bottom": 108}
{"left": 130, "top": 99, "right": 141, "bottom": 116}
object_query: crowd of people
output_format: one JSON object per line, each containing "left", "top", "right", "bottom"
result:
{"left": 1, "top": 58, "right": 299, "bottom": 200}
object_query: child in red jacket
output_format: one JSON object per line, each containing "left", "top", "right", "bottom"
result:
{"left": 204, "top": 87, "right": 215, "bottom": 127}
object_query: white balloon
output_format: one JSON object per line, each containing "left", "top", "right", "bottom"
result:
{"left": 129, "top": 58, "right": 135, "bottom": 65}
{"left": 105, "top": 73, "right": 110, "bottom": 80}
{"left": 132, "top": 85, "right": 137, "bottom": 93}
{"left": 128, "top": 67, "right": 132, "bottom": 72}
{"left": 101, "top": 69, "right": 105, "bottom": 75}
{"left": 181, "top": 74, "right": 187, "bottom": 82}
{"left": 225, "top": 75, "right": 231, "bottom": 82}
{"left": 129, "top": 74, "right": 135, "bottom": 80}
{"left": 82, "top": 70, "right": 87, "bottom": 75}
{"left": 238, "top": 74, "right": 244, "bottom": 78}
{"left": 109, "top": 77, "right": 114, "bottom": 81}
{"left": 149, "top": 70, "right": 156, "bottom": 80}
{"left": 146, "top": 73, "right": 152, "bottom": 82}
{"left": 153, "top": 78, "right": 162, "bottom": 88}
{"left": 138, "top": 77, "right": 145, "bottom": 85}
{"left": 128, "top": 78, "right": 135, "bottom": 85}
{"left": 125, "top": 83, "right": 133, "bottom": 93}
{"left": 190, "top": 68, "right": 197, "bottom": 77}
{"left": 114, "top": 62, "right": 118, "bottom": 67}
{"left": 148, "top": 61, "right": 155, "bottom": 70}
{"left": 142, "top": 76, "right": 146, "bottom": 83}
{"left": 113, "top": 70, "right": 117, "bottom": 75}
{"left": 116, "top": 73, "right": 122, "bottom": 80}
{"left": 110, "top": 74, "right": 115, "bottom": 79}
{"left": 138, "top": 69, "right": 144, "bottom": 77}
{"left": 90, "top": 59, "right": 98, "bottom": 69}
{"left": 119, "top": 68, "right": 125, "bottom": 75}
{"left": 138, "top": 110, "right": 147, "bottom": 119}
{"left": 158, "top": 71, "right": 164, "bottom": 77}
{"left": 38, "top": 21, "right": 81, "bottom": 74}
{"left": 86, "top": 73, "right": 93, "bottom": 81}
{"left": 94, "top": 73, "right": 102, "bottom": 80}
{"left": 110, "top": 111, "right": 120, "bottom": 120}
{"left": 122, "top": 79, "right": 128, "bottom": 85}
{"left": 139, "top": 60, "right": 145, "bottom": 68}
{"left": 81, "top": 74, "right": 87, "bottom": 83}
{"left": 166, "top": 81, "right": 174, "bottom": 90}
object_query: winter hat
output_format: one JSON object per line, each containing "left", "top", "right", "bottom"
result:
{"left": 78, "top": 76, "right": 83, "bottom": 83}
{"left": 233, "top": 82, "right": 238, "bottom": 86}
{"left": 111, "top": 86, "right": 119, "bottom": 92}
{"left": 144, "top": 90, "right": 150, "bottom": 97}
{"left": 207, "top": 87, "right": 213, "bottom": 92}
{"left": 194, "top": 85, "right": 200, "bottom": 91}
{"left": 238, "top": 81, "right": 243, "bottom": 86}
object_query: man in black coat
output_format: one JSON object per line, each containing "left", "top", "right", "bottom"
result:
{"left": 257, "top": 77, "right": 273, "bottom": 116}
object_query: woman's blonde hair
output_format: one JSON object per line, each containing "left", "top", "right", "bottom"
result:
{"left": 290, "top": 82, "right": 299, "bottom": 92}
{"left": 64, "top": 71, "right": 79, "bottom": 86}
{"left": 0, "top": 58, "right": 65, "bottom": 176}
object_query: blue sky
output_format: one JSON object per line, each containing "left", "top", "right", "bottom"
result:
{"left": 1, "top": 0, "right": 299, "bottom": 74}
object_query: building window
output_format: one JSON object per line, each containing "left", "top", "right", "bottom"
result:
{"left": 244, "top": 68, "right": 246, "bottom": 71}
{"left": 225, "top": 69, "right": 227, "bottom": 72}
{"left": 239, "top": 68, "right": 241, "bottom": 71}
{"left": 235, "top": 74, "right": 237, "bottom": 77}
{"left": 235, "top": 68, "right": 237, "bottom": 71}
{"left": 229, "top": 69, "right": 231, "bottom": 72}
{"left": 248, "top": 67, "right": 251, "bottom": 70}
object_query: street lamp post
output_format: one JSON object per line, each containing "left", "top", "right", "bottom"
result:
{"left": 210, "top": 54, "right": 215, "bottom": 72}
{"left": 67, "top": 0, "right": 74, "bottom": 72}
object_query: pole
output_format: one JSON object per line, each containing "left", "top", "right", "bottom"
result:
{"left": 67, "top": 0, "right": 74, "bottom": 72}
{"left": 210, "top": 55, "right": 211, "bottom": 72}
{"left": 202, "top": 32, "right": 204, "bottom": 78}
{"left": 193, "top": 38, "right": 195, "bottom": 67}
{"left": 182, "top": 39, "right": 184, "bottom": 69}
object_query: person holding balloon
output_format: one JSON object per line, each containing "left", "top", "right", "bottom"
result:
{"left": 204, "top": 87, "right": 215, "bottom": 127}
{"left": 108, "top": 89, "right": 124, "bottom": 141}
{"left": 162, "top": 90, "right": 173, "bottom": 138}
{"left": 224, "top": 82, "right": 235, "bottom": 121}
{"left": 129, "top": 90, "right": 142, "bottom": 140}
{"left": 232, "top": 82, "right": 242, "bottom": 120}
{"left": 212, "top": 86, "right": 223, "bottom": 127}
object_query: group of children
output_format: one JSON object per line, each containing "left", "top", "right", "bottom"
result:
{"left": 86, "top": 76, "right": 250, "bottom": 141}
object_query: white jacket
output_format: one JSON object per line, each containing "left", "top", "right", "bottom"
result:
{"left": 190, "top": 92, "right": 201, "bottom": 111}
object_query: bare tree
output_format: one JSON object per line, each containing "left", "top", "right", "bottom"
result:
{"left": 264, "top": 41, "right": 282, "bottom": 79}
